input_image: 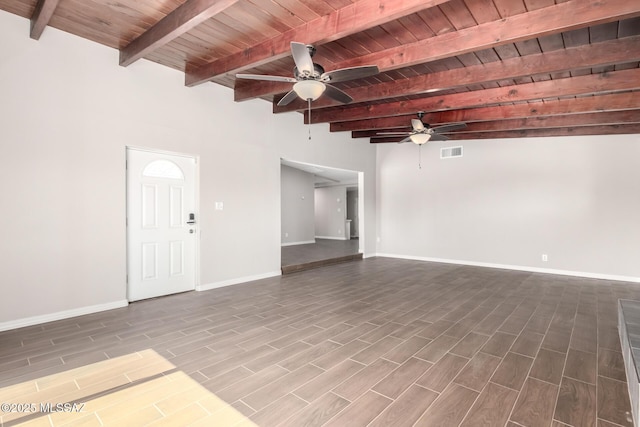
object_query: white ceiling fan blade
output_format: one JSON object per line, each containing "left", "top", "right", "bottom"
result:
{"left": 321, "top": 65, "right": 379, "bottom": 83}
{"left": 277, "top": 90, "right": 299, "bottom": 107}
{"left": 399, "top": 136, "right": 413, "bottom": 144}
{"left": 236, "top": 73, "right": 297, "bottom": 83}
{"left": 290, "top": 42, "right": 315, "bottom": 75}
{"left": 411, "top": 119, "right": 425, "bottom": 131}
{"left": 324, "top": 85, "right": 353, "bottom": 104}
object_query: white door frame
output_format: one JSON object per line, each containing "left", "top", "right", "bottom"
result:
{"left": 126, "top": 146, "right": 200, "bottom": 300}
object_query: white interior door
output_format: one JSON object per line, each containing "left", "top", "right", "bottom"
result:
{"left": 127, "top": 148, "right": 197, "bottom": 301}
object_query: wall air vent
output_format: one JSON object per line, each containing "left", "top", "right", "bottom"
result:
{"left": 440, "top": 146, "right": 463, "bottom": 159}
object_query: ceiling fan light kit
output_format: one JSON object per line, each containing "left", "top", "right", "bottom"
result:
{"left": 409, "top": 133, "right": 431, "bottom": 145}
{"left": 293, "top": 80, "right": 326, "bottom": 101}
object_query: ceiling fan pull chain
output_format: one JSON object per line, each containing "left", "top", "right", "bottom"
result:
{"left": 418, "top": 145, "right": 422, "bottom": 169}
{"left": 308, "top": 98, "right": 312, "bottom": 141}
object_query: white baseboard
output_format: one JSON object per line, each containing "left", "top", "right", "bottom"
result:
{"left": 315, "top": 236, "right": 349, "bottom": 241}
{"left": 281, "top": 240, "right": 315, "bottom": 247}
{"left": 0, "top": 300, "right": 129, "bottom": 333}
{"left": 375, "top": 253, "right": 640, "bottom": 283}
{"left": 197, "top": 270, "right": 282, "bottom": 292}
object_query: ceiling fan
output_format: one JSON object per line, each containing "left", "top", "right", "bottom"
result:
{"left": 378, "top": 112, "right": 467, "bottom": 144}
{"left": 236, "top": 42, "right": 380, "bottom": 106}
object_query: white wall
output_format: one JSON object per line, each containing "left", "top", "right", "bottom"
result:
{"left": 0, "top": 11, "right": 377, "bottom": 328}
{"left": 376, "top": 136, "right": 640, "bottom": 280}
{"left": 280, "top": 165, "right": 315, "bottom": 245}
{"left": 315, "top": 186, "right": 348, "bottom": 239}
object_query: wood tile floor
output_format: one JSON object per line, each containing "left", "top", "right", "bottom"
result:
{"left": 1, "top": 258, "right": 638, "bottom": 426}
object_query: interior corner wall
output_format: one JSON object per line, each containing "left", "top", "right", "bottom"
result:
{"left": 315, "top": 186, "right": 348, "bottom": 240}
{"left": 280, "top": 165, "right": 315, "bottom": 245}
{"left": 375, "top": 135, "right": 640, "bottom": 280}
{"left": 0, "top": 10, "right": 377, "bottom": 327}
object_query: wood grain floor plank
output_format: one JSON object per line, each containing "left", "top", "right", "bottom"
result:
{"left": 453, "top": 351, "right": 502, "bottom": 392}
{"left": 510, "top": 377, "right": 559, "bottom": 427}
{"left": 322, "top": 391, "right": 392, "bottom": 427}
{"left": 460, "top": 382, "right": 518, "bottom": 427}
{"left": 372, "top": 357, "right": 433, "bottom": 399}
{"left": 369, "top": 385, "right": 438, "bottom": 427}
{"left": 490, "top": 352, "right": 534, "bottom": 391}
{"left": 414, "top": 383, "right": 479, "bottom": 426}
{"left": 332, "top": 357, "right": 398, "bottom": 402}
{"left": 529, "top": 348, "right": 566, "bottom": 386}
{"left": 554, "top": 376, "right": 597, "bottom": 427}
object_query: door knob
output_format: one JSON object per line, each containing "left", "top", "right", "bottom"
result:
{"left": 189, "top": 229, "right": 194, "bottom": 234}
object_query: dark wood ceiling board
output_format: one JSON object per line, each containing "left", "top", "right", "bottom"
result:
{"left": 332, "top": 92, "right": 640, "bottom": 131}
{"left": 513, "top": 76, "right": 534, "bottom": 85}
{"left": 0, "top": 0, "right": 37, "bottom": 18}
{"left": 269, "top": 35, "right": 640, "bottom": 111}
{"left": 30, "top": 0, "right": 60, "bottom": 40}
{"left": 379, "top": 19, "right": 419, "bottom": 45}
{"left": 473, "top": 48, "right": 501, "bottom": 64}
{"left": 245, "top": 0, "right": 306, "bottom": 29}
{"left": 522, "top": 0, "right": 555, "bottom": 12}
{"left": 494, "top": 43, "right": 522, "bottom": 60}
{"left": 491, "top": 0, "right": 527, "bottom": 18}
{"left": 619, "top": 16, "right": 640, "bottom": 37}
{"left": 457, "top": 52, "right": 484, "bottom": 67}
{"left": 197, "top": 16, "right": 264, "bottom": 49}
{"left": 537, "top": 32, "right": 565, "bottom": 52}
{"left": 416, "top": 7, "right": 455, "bottom": 36}
{"left": 514, "top": 38, "right": 541, "bottom": 56}
{"left": 46, "top": 11, "right": 127, "bottom": 48}
{"left": 562, "top": 27, "right": 590, "bottom": 48}
{"left": 463, "top": 0, "right": 501, "bottom": 24}
{"left": 588, "top": 21, "right": 619, "bottom": 42}
{"left": 396, "top": 13, "right": 437, "bottom": 40}
{"left": 337, "top": 32, "right": 384, "bottom": 55}
{"left": 325, "top": 0, "right": 352, "bottom": 10}
{"left": 362, "top": 25, "right": 402, "bottom": 49}
{"left": 439, "top": 0, "right": 477, "bottom": 29}
{"left": 186, "top": 0, "right": 452, "bottom": 85}
{"left": 296, "top": 0, "right": 335, "bottom": 16}
{"left": 221, "top": 3, "right": 289, "bottom": 36}
{"left": 269, "top": 0, "right": 321, "bottom": 21}
{"left": 306, "top": 68, "right": 640, "bottom": 123}
{"left": 615, "top": 62, "right": 640, "bottom": 71}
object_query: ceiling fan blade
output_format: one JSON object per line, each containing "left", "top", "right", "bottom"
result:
{"left": 324, "top": 84, "right": 353, "bottom": 104}
{"left": 236, "top": 73, "right": 297, "bottom": 83}
{"left": 433, "top": 123, "right": 467, "bottom": 133}
{"left": 290, "top": 42, "right": 315, "bottom": 75}
{"left": 277, "top": 90, "right": 300, "bottom": 107}
{"left": 429, "top": 133, "right": 449, "bottom": 141}
{"left": 321, "top": 65, "right": 380, "bottom": 83}
{"left": 411, "top": 119, "right": 425, "bottom": 131}
{"left": 399, "top": 136, "right": 412, "bottom": 144}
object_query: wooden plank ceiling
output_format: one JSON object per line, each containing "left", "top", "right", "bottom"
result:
{"left": 3, "top": 0, "right": 640, "bottom": 142}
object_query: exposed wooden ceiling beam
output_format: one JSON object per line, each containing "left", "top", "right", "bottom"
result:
{"left": 119, "top": 0, "right": 240, "bottom": 67}
{"left": 371, "top": 124, "right": 640, "bottom": 142}
{"left": 337, "top": 0, "right": 640, "bottom": 72}
{"left": 236, "top": 0, "right": 640, "bottom": 103}
{"left": 268, "top": 35, "right": 640, "bottom": 112}
{"left": 354, "top": 110, "right": 640, "bottom": 137}
{"left": 331, "top": 92, "right": 640, "bottom": 132}
{"left": 307, "top": 68, "right": 640, "bottom": 124}
{"left": 30, "top": 0, "right": 60, "bottom": 40}
{"left": 185, "top": 0, "right": 450, "bottom": 86}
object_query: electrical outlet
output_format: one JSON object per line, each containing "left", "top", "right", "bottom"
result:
{"left": 542, "top": 254, "right": 548, "bottom": 262}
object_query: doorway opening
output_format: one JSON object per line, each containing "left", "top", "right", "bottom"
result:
{"left": 280, "top": 158, "right": 364, "bottom": 274}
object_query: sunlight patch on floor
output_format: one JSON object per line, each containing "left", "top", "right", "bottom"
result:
{"left": 0, "top": 349, "right": 255, "bottom": 426}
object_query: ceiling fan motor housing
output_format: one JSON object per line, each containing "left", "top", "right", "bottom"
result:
{"left": 294, "top": 63, "right": 325, "bottom": 80}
